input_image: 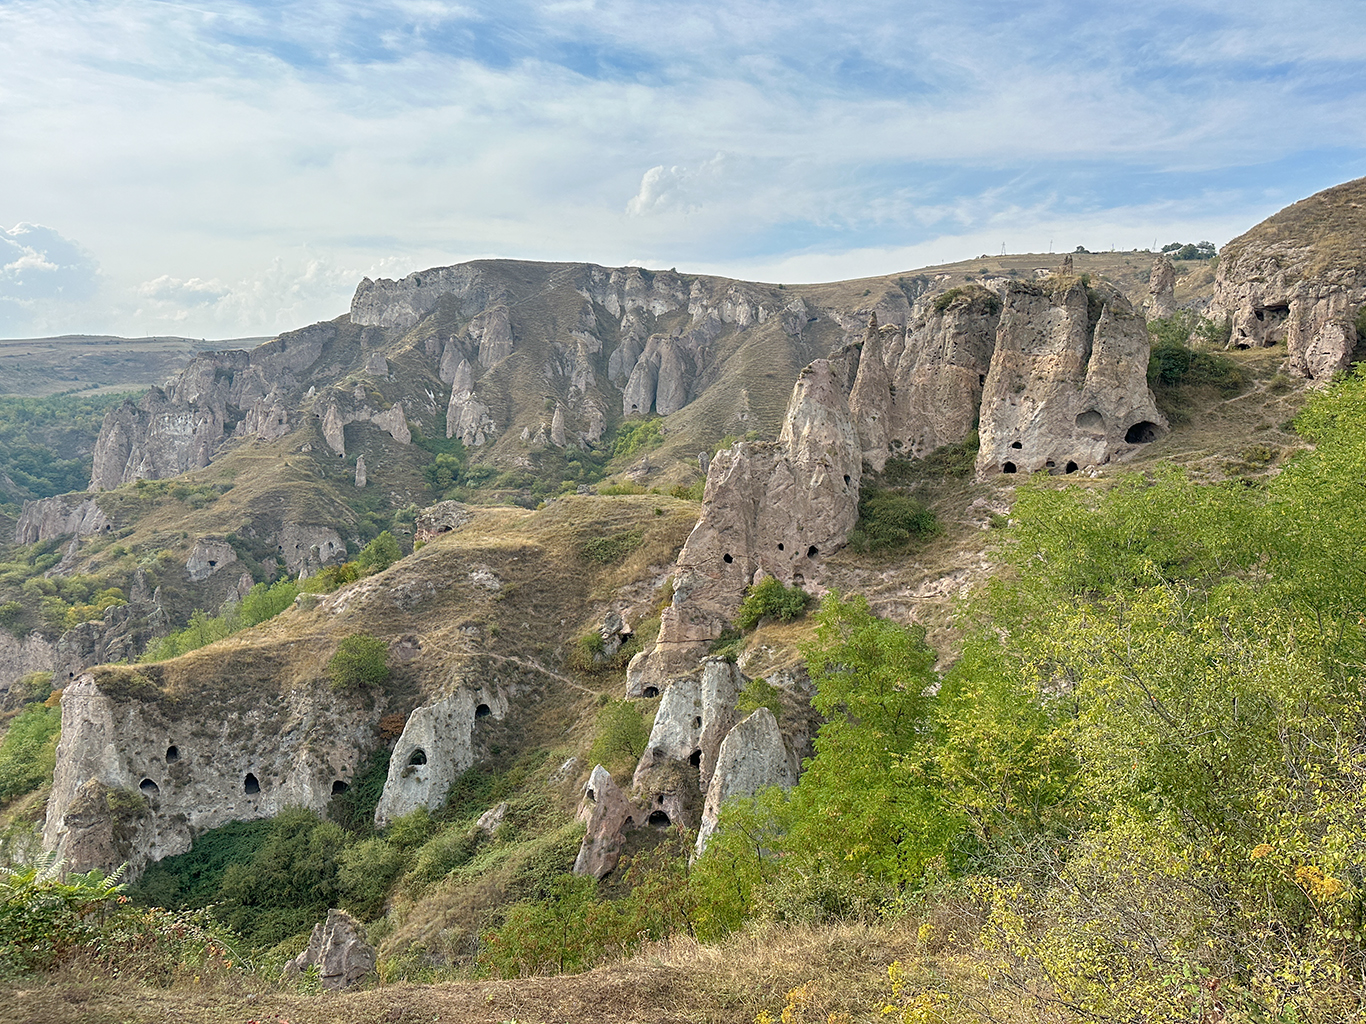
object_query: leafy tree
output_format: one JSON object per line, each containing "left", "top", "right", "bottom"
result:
{"left": 356, "top": 530, "right": 401, "bottom": 574}
{"left": 328, "top": 633, "right": 390, "bottom": 691}
{"left": 588, "top": 699, "right": 649, "bottom": 770}
{"left": 734, "top": 577, "right": 811, "bottom": 630}
{"left": 0, "top": 704, "right": 60, "bottom": 805}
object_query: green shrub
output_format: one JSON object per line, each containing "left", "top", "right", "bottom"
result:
{"left": 0, "top": 704, "right": 60, "bottom": 805}
{"left": 328, "top": 633, "right": 389, "bottom": 691}
{"left": 734, "top": 577, "right": 812, "bottom": 631}
{"left": 588, "top": 699, "right": 649, "bottom": 770}
{"left": 846, "top": 488, "right": 940, "bottom": 553}
{"left": 132, "top": 819, "right": 273, "bottom": 910}
{"left": 669, "top": 480, "right": 705, "bottom": 501}
{"left": 580, "top": 530, "right": 643, "bottom": 565}
{"left": 1147, "top": 312, "right": 1244, "bottom": 392}
{"left": 736, "top": 677, "right": 783, "bottom": 720}
{"left": 612, "top": 418, "right": 664, "bottom": 459}
{"left": 338, "top": 838, "right": 408, "bottom": 920}
{"left": 356, "top": 530, "right": 401, "bottom": 574}
{"left": 932, "top": 284, "right": 1001, "bottom": 316}
{"left": 408, "top": 824, "right": 482, "bottom": 887}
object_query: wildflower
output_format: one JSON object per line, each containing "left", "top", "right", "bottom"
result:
{"left": 1250, "top": 843, "right": 1273, "bottom": 860}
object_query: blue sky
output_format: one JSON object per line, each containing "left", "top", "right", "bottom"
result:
{"left": 1, "top": 0, "right": 1363, "bottom": 338}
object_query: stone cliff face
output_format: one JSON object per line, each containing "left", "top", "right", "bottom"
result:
{"left": 976, "top": 276, "right": 1165, "bottom": 479}
{"left": 626, "top": 359, "right": 861, "bottom": 694}
{"left": 1210, "top": 178, "right": 1366, "bottom": 382}
{"left": 15, "top": 495, "right": 111, "bottom": 545}
{"left": 849, "top": 286, "right": 1000, "bottom": 471}
{"left": 44, "top": 671, "right": 380, "bottom": 876}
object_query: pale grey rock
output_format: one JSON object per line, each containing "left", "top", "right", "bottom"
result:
{"left": 235, "top": 389, "right": 291, "bottom": 441}
{"left": 572, "top": 765, "right": 643, "bottom": 879}
{"left": 321, "top": 402, "right": 348, "bottom": 457}
{"left": 277, "top": 524, "right": 346, "bottom": 576}
{"left": 185, "top": 539, "right": 236, "bottom": 582}
{"left": 373, "top": 688, "right": 506, "bottom": 827}
{"left": 44, "top": 673, "right": 376, "bottom": 877}
{"left": 695, "top": 708, "right": 795, "bottom": 856}
{"left": 438, "top": 337, "right": 464, "bottom": 384}
{"left": 354, "top": 456, "right": 367, "bottom": 488}
{"left": 550, "top": 404, "right": 566, "bottom": 447}
{"left": 471, "top": 304, "right": 514, "bottom": 366}
{"left": 1145, "top": 256, "right": 1177, "bottom": 321}
{"left": 286, "top": 910, "right": 375, "bottom": 991}
{"left": 0, "top": 632, "right": 57, "bottom": 701}
{"left": 364, "top": 351, "right": 388, "bottom": 376}
{"left": 414, "top": 500, "right": 473, "bottom": 542}
{"left": 446, "top": 359, "right": 497, "bottom": 446}
{"left": 370, "top": 402, "right": 411, "bottom": 445}
{"left": 628, "top": 360, "right": 860, "bottom": 692}
{"left": 15, "top": 496, "right": 111, "bottom": 545}
{"left": 476, "top": 801, "right": 509, "bottom": 834}
{"left": 350, "top": 264, "right": 506, "bottom": 331}
{"left": 598, "top": 611, "right": 632, "bottom": 660}
{"left": 976, "top": 277, "right": 1166, "bottom": 479}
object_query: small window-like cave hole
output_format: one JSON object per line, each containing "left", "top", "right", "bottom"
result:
{"left": 1124, "top": 421, "right": 1160, "bottom": 444}
{"left": 979, "top": 374, "right": 986, "bottom": 385}
{"left": 165, "top": 745, "right": 179, "bottom": 763}
{"left": 843, "top": 474, "right": 851, "bottom": 486}
{"left": 623, "top": 815, "right": 634, "bottom": 827}
{"left": 648, "top": 810, "right": 671, "bottom": 827}
{"left": 586, "top": 788, "right": 596, "bottom": 804}
{"left": 723, "top": 553, "right": 733, "bottom": 564}
{"left": 1002, "top": 462, "right": 1017, "bottom": 474}
{"left": 643, "top": 686, "right": 660, "bottom": 698}
{"left": 475, "top": 703, "right": 491, "bottom": 719}
{"left": 777, "top": 542, "right": 785, "bottom": 551}
{"left": 243, "top": 773, "right": 260, "bottom": 795}
{"left": 1076, "top": 409, "right": 1105, "bottom": 431}
{"left": 1065, "top": 461, "right": 1079, "bottom": 474}
{"left": 688, "top": 749, "right": 702, "bottom": 768}
{"left": 1010, "top": 441, "right": 1022, "bottom": 450}
{"left": 207, "top": 559, "right": 217, "bottom": 568}
{"left": 1045, "top": 459, "right": 1056, "bottom": 468}
{"left": 139, "top": 778, "right": 159, "bottom": 796}
{"left": 693, "top": 716, "right": 702, "bottom": 728}
{"left": 408, "top": 748, "right": 427, "bottom": 766}
{"left": 807, "top": 545, "right": 819, "bottom": 558}
{"left": 331, "top": 780, "right": 349, "bottom": 796}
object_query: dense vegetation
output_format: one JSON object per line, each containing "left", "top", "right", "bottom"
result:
{"left": 0, "top": 393, "right": 131, "bottom": 512}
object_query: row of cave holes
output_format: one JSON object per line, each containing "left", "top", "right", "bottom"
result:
{"left": 999, "top": 421, "right": 1160, "bottom": 474}
{"left": 138, "top": 745, "right": 353, "bottom": 799}
{"left": 723, "top": 545, "right": 819, "bottom": 566}
{"left": 140, "top": 704, "right": 499, "bottom": 800}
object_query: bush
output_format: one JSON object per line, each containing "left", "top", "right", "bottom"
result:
{"left": 588, "top": 699, "right": 649, "bottom": 770}
{"left": 1147, "top": 312, "right": 1244, "bottom": 392}
{"left": 580, "top": 530, "right": 643, "bottom": 565}
{"left": 328, "top": 633, "right": 390, "bottom": 691}
{"left": 338, "top": 838, "right": 408, "bottom": 920}
{"left": 736, "top": 677, "right": 783, "bottom": 720}
{"left": 356, "top": 531, "right": 401, "bottom": 574}
{"left": 846, "top": 488, "right": 940, "bottom": 553}
{"left": 612, "top": 418, "right": 664, "bottom": 459}
{"left": 734, "top": 577, "right": 812, "bottom": 631}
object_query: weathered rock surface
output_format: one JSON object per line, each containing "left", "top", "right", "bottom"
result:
{"left": 1210, "top": 177, "right": 1366, "bottom": 381}
{"left": 414, "top": 500, "right": 473, "bottom": 542}
{"left": 1145, "top": 256, "right": 1177, "bottom": 320}
{"left": 185, "top": 539, "right": 236, "bottom": 582}
{"left": 695, "top": 707, "right": 795, "bottom": 856}
{"left": 975, "top": 276, "right": 1166, "bottom": 479}
{"left": 631, "top": 657, "right": 742, "bottom": 827}
{"left": 572, "top": 765, "right": 642, "bottom": 879}
{"left": 849, "top": 287, "right": 1000, "bottom": 470}
{"left": 43, "top": 672, "right": 378, "bottom": 877}
{"left": 285, "top": 910, "right": 376, "bottom": 991}
{"left": 373, "top": 688, "right": 506, "bottom": 827}
{"left": 0, "top": 632, "right": 57, "bottom": 703}
{"left": 16, "top": 495, "right": 112, "bottom": 545}
{"left": 628, "top": 359, "right": 860, "bottom": 693}
{"left": 277, "top": 524, "right": 346, "bottom": 577}
{"left": 354, "top": 455, "right": 367, "bottom": 488}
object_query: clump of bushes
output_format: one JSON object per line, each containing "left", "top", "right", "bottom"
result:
{"left": 846, "top": 487, "right": 940, "bottom": 553}
{"left": 736, "top": 677, "right": 783, "bottom": 720}
{"left": 734, "top": 577, "right": 813, "bottom": 631}
{"left": 328, "top": 633, "right": 390, "bottom": 692}
{"left": 588, "top": 699, "right": 650, "bottom": 771}
{"left": 0, "top": 703, "right": 60, "bottom": 805}
{"left": 580, "top": 530, "right": 643, "bottom": 565}
{"left": 1147, "top": 312, "right": 1243, "bottom": 392}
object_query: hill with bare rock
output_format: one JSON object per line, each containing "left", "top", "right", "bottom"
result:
{"left": 5, "top": 177, "right": 1366, "bottom": 1024}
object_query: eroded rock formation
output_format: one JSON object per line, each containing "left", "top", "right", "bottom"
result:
{"left": 975, "top": 276, "right": 1166, "bottom": 479}
{"left": 15, "top": 496, "right": 112, "bottom": 545}
{"left": 695, "top": 707, "right": 795, "bottom": 856}
{"left": 627, "top": 359, "right": 861, "bottom": 694}
{"left": 1210, "top": 177, "right": 1366, "bottom": 381}
{"left": 285, "top": 910, "right": 376, "bottom": 990}
{"left": 373, "top": 687, "right": 506, "bottom": 827}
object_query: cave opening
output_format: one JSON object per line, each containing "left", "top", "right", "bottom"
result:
{"left": 408, "top": 748, "right": 428, "bottom": 766}
{"left": 475, "top": 703, "right": 491, "bottom": 719}
{"left": 807, "top": 545, "right": 819, "bottom": 558}
{"left": 243, "top": 773, "right": 260, "bottom": 795}
{"left": 1125, "top": 421, "right": 1160, "bottom": 444}
{"left": 648, "top": 810, "right": 671, "bottom": 827}
{"left": 1002, "top": 462, "right": 1017, "bottom": 474}
{"left": 643, "top": 686, "right": 660, "bottom": 698}
{"left": 688, "top": 749, "right": 702, "bottom": 768}
{"left": 1066, "top": 461, "right": 1079, "bottom": 474}
{"left": 165, "top": 745, "right": 179, "bottom": 763}
{"left": 331, "top": 780, "right": 349, "bottom": 796}
{"left": 139, "top": 778, "right": 159, "bottom": 796}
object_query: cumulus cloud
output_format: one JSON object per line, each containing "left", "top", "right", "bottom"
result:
{"left": 0, "top": 222, "right": 101, "bottom": 334}
{"left": 626, "top": 154, "right": 726, "bottom": 217}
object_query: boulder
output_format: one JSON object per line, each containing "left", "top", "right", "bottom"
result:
{"left": 1145, "top": 256, "right": 1177, "bottom": 320}
{"left": 286, "top": 909, "right": 376, "bottom": 991}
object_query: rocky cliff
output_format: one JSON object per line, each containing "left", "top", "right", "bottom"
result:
{"left": 1210, "top": 176, "right": 1366, "bottom": 382}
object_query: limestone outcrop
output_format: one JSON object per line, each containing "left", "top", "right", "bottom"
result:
{"left": 276, "top": 524, "right": 346, "bottom": 577}
{"left": 627, "top": 359, "right": 860, "bottom": 693}
{"left": 285, "top": 910, "right": 376, "bottom": 991}
{"left": 15, "top": 496, "right": 112, "bottom": 545}
{"left": 1210, "top": 178, "right": 1366, "bottom": 382}
{"left": 185, "top": 539, "right": 236, "bottom": 582}
{"left": 975, "top": 276, "right": 1166, "bottom": 479}
{"left": 0, "top": 633, "right": 57, "bottom": 702}
{"left": 373, "top": 688, "right": 506, "bottom": 827}
{"left": 1145, "top": 256, "right": 1177, "bottom": 320}
{"left": 695, "top": 707, "right": 795, "bottom": 856}
{"left": 43, "top": 671, "right": 379, "bottom": 877}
